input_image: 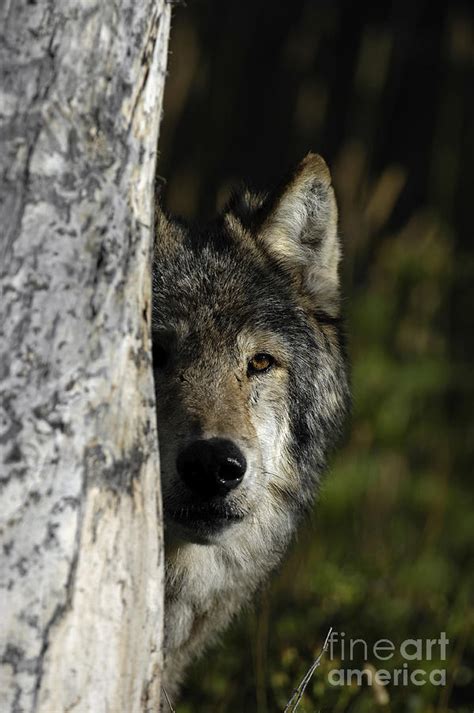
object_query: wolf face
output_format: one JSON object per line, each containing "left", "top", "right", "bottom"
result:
{"left": 152, "top": 154, "right": 350, "bottom": 697}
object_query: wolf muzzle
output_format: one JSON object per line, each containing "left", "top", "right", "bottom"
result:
{"left": 176, "top": 437, "right": 247, "bottom": 498}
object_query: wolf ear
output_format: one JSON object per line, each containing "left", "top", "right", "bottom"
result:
{"left": 258, "top": 153, "right": 340, "bottom": 316}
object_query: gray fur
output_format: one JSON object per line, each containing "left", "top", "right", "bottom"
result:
{"left": 152, "top": 154, "right": 350, "bottom": 700}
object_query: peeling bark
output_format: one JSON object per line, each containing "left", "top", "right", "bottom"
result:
{"left": 0, "top": 2, "right": 171, "bottom": 711}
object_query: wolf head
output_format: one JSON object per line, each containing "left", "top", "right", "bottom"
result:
{"left": 152, "top": 154, "right": 349, "bottom": 560}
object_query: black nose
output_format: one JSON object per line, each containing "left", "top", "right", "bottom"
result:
{"left": 176, "top": 438, "right": 247, "bottom": 497}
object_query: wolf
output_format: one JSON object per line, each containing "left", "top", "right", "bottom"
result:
{"left": 152, "top": 153, "right": 350, "bottom": 701}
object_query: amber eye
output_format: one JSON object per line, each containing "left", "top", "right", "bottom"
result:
{"left": 247, "top": 353, "right": 275, "bottom": 376}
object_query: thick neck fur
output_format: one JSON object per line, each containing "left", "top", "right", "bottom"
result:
{"left": 162, "top": 509, "right": 295, "bottom": 698}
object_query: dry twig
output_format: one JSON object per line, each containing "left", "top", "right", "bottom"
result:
{"left": 283, "top": 627, "right": 333, "bottom": 712}
{"left": 162, "top": 686, "right": 176, "bottom": 712}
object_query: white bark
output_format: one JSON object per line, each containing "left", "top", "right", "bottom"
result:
{"left": 0, "top": 2, "right": 171, "bottom": 711}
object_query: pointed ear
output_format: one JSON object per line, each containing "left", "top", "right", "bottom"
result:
{"left": 258, "top": 153, "right": 340, "bottom": 316}
{"left": 225, "top": 184, "right": 268, "bottom": 231}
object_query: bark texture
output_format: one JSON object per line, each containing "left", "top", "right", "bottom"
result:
{"left": 0, "top": 2, "right": 171, "bottom": 711}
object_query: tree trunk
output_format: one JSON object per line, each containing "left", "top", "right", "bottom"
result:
{"left": 0, "top": 2, "right": 171, "bottom": 711}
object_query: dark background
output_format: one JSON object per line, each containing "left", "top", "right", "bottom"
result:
{"left": 158, "top": 1, "right": 473, "bottom": 711}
